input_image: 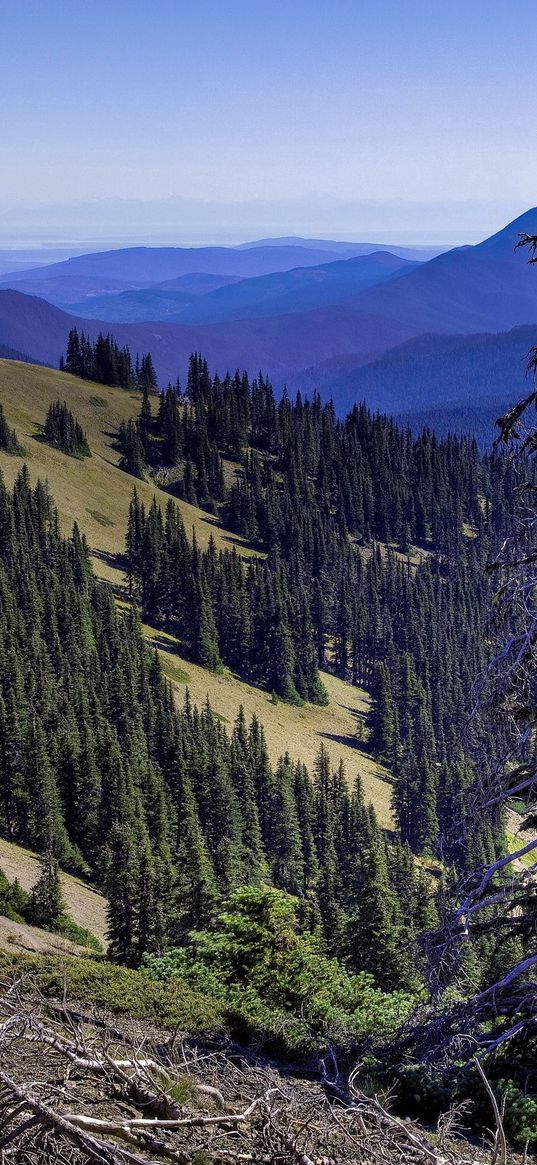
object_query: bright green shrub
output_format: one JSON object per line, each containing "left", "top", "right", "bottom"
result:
{"left": 145, "top": 885, "right": 414, "bottom": 1055}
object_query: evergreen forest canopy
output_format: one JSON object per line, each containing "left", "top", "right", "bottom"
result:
{"left": 0, "top": 334, "right": 521, "bottom": 987}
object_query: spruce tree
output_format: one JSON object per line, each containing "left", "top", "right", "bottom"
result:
{"left": 0, "top": 404, "right": 22, "bottom": 454}
{"left": 27, "top": 850, "right": 64, "bottom": 929}
{"left": 44, "top": 400, "right": 90, "bottom": 457}
{"left": 269, "top": 757, "right": 305, "bottom": 895}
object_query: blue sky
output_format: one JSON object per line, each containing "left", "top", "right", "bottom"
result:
{"left": 0, "top": 0, "right": 536, "bottom": 243}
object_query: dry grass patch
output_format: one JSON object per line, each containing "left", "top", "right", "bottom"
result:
{"left": 0, "top": 915, "right": 89, "bottom": 957}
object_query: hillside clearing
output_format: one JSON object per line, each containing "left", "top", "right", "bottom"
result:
{"left": 0, "top": 915, "right": 89, "bottom": 957}
{"left": 0, "top": 838, "right": 108, "bottom": 947}
{"left": 0, "top": 360, "right": 258, "bottom": 589}
{"left": 148, "top": 626, "right": 394, "bottom": 825}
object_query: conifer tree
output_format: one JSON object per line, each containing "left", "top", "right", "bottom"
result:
{"left": 44, "top": 400, "right": 90, "bottom": 457}
{"left": 0, "top": 404, "right": 22, "bottom": 454}
{"left": 171, "top": 759, "right": 218, "bottom": 939}
{"left": 137, "top": 352, "right": 158, "bottom": 393}
{"left": 371, "top": 661, "right": 399, "bottom": 767}
{"left": 118, "top": 419, "right": 146, "bottom": 478}
{"left": 346, "top": 833, "right": 415, "bottom": 990}
{"left": 269, "top": 757, "right": 305, "bottom": 895}
{"left": 27, "top": 850, "right": 64, "bottom": 929}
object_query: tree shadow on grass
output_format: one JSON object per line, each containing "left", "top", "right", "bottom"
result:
{"left": 91, "top": 547, "right": 126, "bottom": 573}
{"left": 318, "top": 732, "right": 394, "bottom": 784}
{"left": 90, "top": 549, "right": 129, "bottom": 599}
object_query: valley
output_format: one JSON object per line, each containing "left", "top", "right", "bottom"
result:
{"left": 0, "top": 251, "right": 535, "bottom": 1158}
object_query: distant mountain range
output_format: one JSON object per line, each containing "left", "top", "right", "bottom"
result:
{"left": 66, "top": 251, "right": 417, "bottom": 324}
{"left": 0, "top": 242, "right": 380, "bottom": 307}
{"left": 0, "top": 210, "right": 536, "bottom": 429}
{"left": 67, "top": 274, "right": 244, "bottom": 323}
{"left": 235, "top": 236, "right": 442, "bottom": 261}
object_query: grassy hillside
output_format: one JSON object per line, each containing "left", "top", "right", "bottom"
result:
{"left": 0, "top": 358, "right": 393, "bottom": 824}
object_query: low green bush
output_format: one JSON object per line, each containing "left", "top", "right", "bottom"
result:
{"left": 390, "top": 1056, "right": 537, "bottom": 1149}
{"left": 3, "top": 954, "right": 225, "bottom": 1033}
{"left": 53, "top": 914, "right": 102, "bottom": 953}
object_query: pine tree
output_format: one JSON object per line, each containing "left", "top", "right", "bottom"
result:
{"left": 138, "top": 386, "right": 153, "bottom": 458}
{"left": 104, "top": 821, "right": 140, "bottom": 965}
{"left": 347, "top": 833, "right": 415, "bottom": 990}
{"left": 0, "top": 404, "right": 22, "bottom": 454}
{"left": 171, "top": 760, "right": 218, "bottom": 938}
{"left": 371, "top": 662, "right": 399, "bottom": 766}
{"left": 138, "top": 352, "right": 158, "bottom": 393}
{"left": 44, "top": 400, "right": 90, "bottom": 457}
{"left": 269, "top": 757, "right": 305, "bottom": 895}
{"left": 193, "top": 577, "right": 222, "bottom": 671}
{"left": 27, "top": 849, "right": 65, "bottom": 929}
{"left": 269, "top": 611, "right": 300, "bottom": 703}
{"left": 119, "top": 420, "right": 146, "bottom": 479}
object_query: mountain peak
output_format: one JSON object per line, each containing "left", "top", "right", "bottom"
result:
{"left": 477, "top": 207, "right": 537, "bottom": 253}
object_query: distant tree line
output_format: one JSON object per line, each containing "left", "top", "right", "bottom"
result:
{"left": 60, "top": 327, "right": 157, "bottom": 393}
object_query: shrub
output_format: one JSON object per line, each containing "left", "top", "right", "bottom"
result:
{"left": 145, "top": 886, "right": 414, "bottom": 1056}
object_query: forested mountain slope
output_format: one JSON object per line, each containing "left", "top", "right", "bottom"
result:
{"left": 0, "top": 454, "right": 435, "bottom": 981}
{"left": 0, "top": 353, "right": 516, "bottom": 859}
{"left": 0, "top": 359, "right": 390, "bottom": 814}
{"left": 321, "top": 324, "right": 536, "bottom": 423}
{"left": 0, "top": 349, "right": 515, "bottom": 879}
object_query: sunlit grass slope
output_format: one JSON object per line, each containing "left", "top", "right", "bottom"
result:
{"left": 0, "top": 360, "right": 257, "bottom": 584}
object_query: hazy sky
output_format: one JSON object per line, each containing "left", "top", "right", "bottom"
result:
{"left": 1, "top": 0, "right": 536, "bottom": 244}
